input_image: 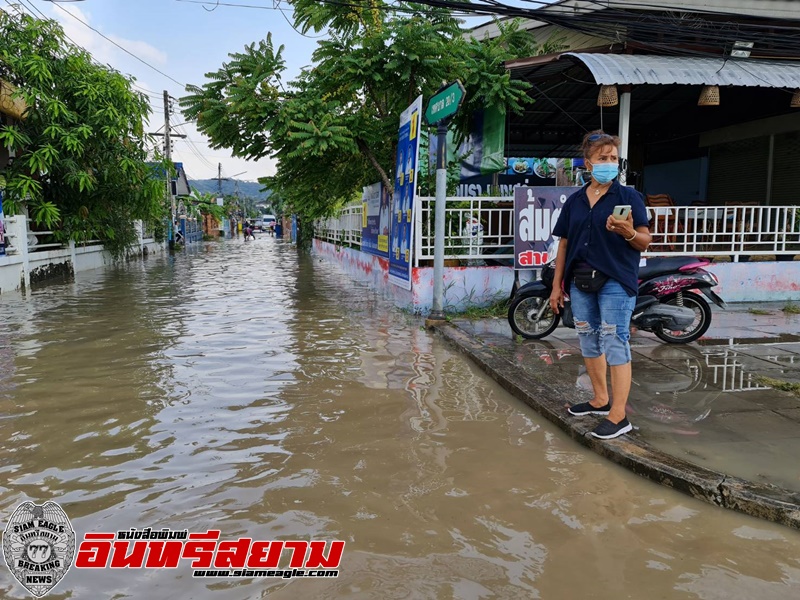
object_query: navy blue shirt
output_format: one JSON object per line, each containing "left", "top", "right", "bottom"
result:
{"left": 552, "top": 180, "right": 648, "bottom": 297}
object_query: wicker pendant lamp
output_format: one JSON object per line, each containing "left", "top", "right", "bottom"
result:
{"left": 698, "top": 85, "right": 720, "bottom": 106}
{"left": 791, "top": 90, "right": 800, "bottom": 108}
{"left": 597, "top": 85, "right": 619, "bottom": 107}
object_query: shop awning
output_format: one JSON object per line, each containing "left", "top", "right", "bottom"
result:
{"left": 508, "top": 52, "right": 800, "bottom": 88}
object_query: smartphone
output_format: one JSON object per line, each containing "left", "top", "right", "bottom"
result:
{"left": 612, "top": 205, "right": 632, "bottom": 220}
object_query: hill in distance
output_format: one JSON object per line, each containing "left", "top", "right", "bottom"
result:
{"left": 189, "top": 179, "right": 272, "bottom": 200}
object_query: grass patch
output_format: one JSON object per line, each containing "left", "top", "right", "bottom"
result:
{"left": 451, "top": 298, "right": 509, "bottom": 320}
{"left": 755, "top": 376, "right": 800, "bottom": 397}
{"left": 782, "top": 303, "right": 800, "bottom": 314}
{"left": 748, "top": 308, "right": 772, "bottom": 315}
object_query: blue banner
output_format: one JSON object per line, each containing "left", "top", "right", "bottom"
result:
{"left": 0, "top": 191, "right": 5, "bottom": 257}
{"left": 361, "top": 182, "right": 390, "bottom": 258}
{"left": 389, "top": 96, "right": 423, "bottom": 290}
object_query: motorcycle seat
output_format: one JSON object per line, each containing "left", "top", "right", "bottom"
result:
{"left": 639, "top": 256, "right": 708, "bottom": 280}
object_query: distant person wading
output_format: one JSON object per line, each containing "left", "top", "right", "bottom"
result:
{"left": 549, "top": 130, "right": 653, "bottom": 440}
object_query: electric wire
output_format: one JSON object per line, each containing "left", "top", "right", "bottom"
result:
{"left": 174, "top": 0, "right": 486, "bottom": 19}
{"left": 7, "top": 0, "right": 167, "bottom": 102}
{"left": 47, "top": 1, "right": 187, "bottom": 87}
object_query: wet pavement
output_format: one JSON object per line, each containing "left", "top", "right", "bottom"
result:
{"left": 1, "top": 238, "right": 800, "bottom": 598}
{"left": 449, "top": 302, "right": 800, "bottom": 503}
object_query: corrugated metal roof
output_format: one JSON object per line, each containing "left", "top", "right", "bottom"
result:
{"left": 563, "top": 53, "right": 800, "bottom": 88}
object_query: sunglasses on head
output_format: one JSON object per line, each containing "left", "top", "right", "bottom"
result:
{"left": 587, "top": 133, "right": 612, "bottom": 142}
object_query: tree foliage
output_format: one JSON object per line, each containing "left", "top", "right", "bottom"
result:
{"left": 0, "top": 10, "right": 167, "bottom": 259}
{"left": 181, "top": 2, "right": 543, "bottom": 241}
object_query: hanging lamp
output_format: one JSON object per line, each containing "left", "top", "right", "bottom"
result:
{"left": 597, "top": 85, "right": 619, "bottom": 107}
{"left": 698, "top": 85, "right": 720, "bottom": 106}
{"left": 791, "top": 89, "right": 800, "bottom": 108}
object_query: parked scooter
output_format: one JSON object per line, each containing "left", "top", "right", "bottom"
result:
{"left": 507, "top": 240, "right": 726, "bottom": 344}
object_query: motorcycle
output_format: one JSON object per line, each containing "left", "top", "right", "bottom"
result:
{"left": 507, "top": 240, "right": 726, "bottom": 344}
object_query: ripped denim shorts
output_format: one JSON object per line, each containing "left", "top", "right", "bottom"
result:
{"left": 569, "top": 278, "right": 635, "bottom": 366}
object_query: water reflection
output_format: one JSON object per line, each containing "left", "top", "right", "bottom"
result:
{"left": 0, "top": 240, "right": 798, "bottom": 599}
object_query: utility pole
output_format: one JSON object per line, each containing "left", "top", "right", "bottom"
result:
{"left": 164, "top": 90, "right": 175, "bottom": 248}
{"left": 218, "top": 162, "right": 223, "bottom": 196}
{"left": 149, "top": 93, "right": 186, "bottom": 248}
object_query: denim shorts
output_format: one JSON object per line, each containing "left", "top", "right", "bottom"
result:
{"left": 569, "top": 278, "right": 636, "bottom": 366}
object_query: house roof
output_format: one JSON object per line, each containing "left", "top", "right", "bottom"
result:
{"left": 509, "top": 52, "right": 800, "bottom": 88}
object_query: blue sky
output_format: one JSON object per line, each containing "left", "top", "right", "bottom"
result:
{"left": 18, "top": 0, "right": 325, "bottom": 183}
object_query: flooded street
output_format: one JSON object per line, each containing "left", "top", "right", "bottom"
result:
{"left": 1, "top": 237, "right": 799, "bottom": 599}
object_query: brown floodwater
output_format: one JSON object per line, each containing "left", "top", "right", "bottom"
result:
{"left": 0, "top": 237, "right": 799, "bottom": 599}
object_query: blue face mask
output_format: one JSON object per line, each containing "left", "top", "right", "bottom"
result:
{"left": 589, "top": 163, "right": 619, "bottom": 184}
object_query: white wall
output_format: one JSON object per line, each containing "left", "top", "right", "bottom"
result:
{"left": 314, "top": 239, "right": 800, "bottom": 314}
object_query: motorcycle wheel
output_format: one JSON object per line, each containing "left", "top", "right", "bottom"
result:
{"left": 508, "top": 295, "right": 560, "bottom": 339}
{"left": 654, "top": 291, "right": 712, "bottom": 344}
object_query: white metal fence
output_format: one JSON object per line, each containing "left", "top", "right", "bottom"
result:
{"left": 314, "top": 199, "right": 800, "bottom": 263}
{"left": 315, "top": 203, "right": 363, "bottom": 248}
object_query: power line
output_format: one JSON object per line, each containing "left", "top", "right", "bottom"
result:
{"left": 403, "top": 0, "right": 800, "bottom": 75}
{"left": 8, "top": 1, "right": 174, "bottom": 103}
{"left": 174, "top": 0, "right": 484, "bottom": 18}
{"left": 47, "top": 1, "right": 186, "bottom": 87}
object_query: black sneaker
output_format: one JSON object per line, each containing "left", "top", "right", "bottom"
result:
{"left": 568, "top": 401, "right": 611, "bottom": 416}
{"left": 590, "top": 418, "right": 633, "bottom": 440}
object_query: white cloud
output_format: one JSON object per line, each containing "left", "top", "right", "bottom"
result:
{"left": 45, "top": 5, "right": 166, "bottom": 72}
{"left": 35, "top": 2, "right": 276, "bottom": 185}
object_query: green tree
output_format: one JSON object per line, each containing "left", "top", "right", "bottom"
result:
{"left": 181, "top": 2, "right": 542, "bottom": 246}
{"left": 0, "top": 10, "right": 167, "bottom": 259}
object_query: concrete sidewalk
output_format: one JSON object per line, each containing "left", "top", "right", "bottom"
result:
{"left": 432, "top": 301, "right": 800, "bottom": 529}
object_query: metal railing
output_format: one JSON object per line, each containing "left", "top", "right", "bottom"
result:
{"left": 415, "top": 196, "right": 514, "bottom": 264}
{"left": 314, "top": 199, "right": 800, "bottom": 262}
{"left": 647, "top": 205, "right": 800, "bottom": 258}
{"left": 316, "top": 203, "right": 363, "bottom": 247}
{"left": 26, "top": 219, "right": 66, "bottom": 253}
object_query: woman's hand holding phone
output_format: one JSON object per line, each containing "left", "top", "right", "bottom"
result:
{"left": 611, "top": 205, "right": 632, "bottom": 220}
{"left": 606, "top": 211, "right": 635, "bottom": 239}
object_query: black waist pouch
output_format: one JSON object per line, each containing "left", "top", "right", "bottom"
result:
{"left": 573, "top": 264, "right": 609, "bottom": 293}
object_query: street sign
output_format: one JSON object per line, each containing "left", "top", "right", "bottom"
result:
{"left": 425, "top": 81, "right": 466, "bottom": 125}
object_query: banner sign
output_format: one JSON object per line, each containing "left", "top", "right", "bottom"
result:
{"left": 0, "top": 190, "right": 5, "bottom": 257}
{"left": 514, "top": 186, "right": 579, "bottom": 269}
{"left": 361, "top": 182, "right": 390, "bottom": 258}
{"left": 389, "top": 95, "right": 423, "bottom": 290}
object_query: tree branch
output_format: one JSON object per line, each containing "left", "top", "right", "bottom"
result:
{"left": 356, "top": 137, "right": 392, "bottom": 196}
{"left": 364, "top": 81, "right": 385, "bottom": 120}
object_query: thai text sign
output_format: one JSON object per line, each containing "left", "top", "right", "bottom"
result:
{"left": 514, "top": 186, "right": 578, "bottom": 269}
{"left": 424, "top": 81, "right": 465, "bottom": 125}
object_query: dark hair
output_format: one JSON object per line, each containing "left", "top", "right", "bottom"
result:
{"left": 581, "top": 130, "right": 621, "bottom": 160}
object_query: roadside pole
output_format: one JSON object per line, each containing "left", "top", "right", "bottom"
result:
{"left": 164, "top": 90, "right": 175, "bottom": 249}
{"left": 424, "top": 81, "right": 466, "bottom": 322}
{"left": 429, "top": 120, "right": 448, "bottom": 320}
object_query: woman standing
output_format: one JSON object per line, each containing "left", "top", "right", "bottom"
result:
{"left": 550, "top": 131, "right": 652, "bottom": 439}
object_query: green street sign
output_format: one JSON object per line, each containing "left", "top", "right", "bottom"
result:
{"left": 425, "top": 81, "right": 466, "bottom": 125}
